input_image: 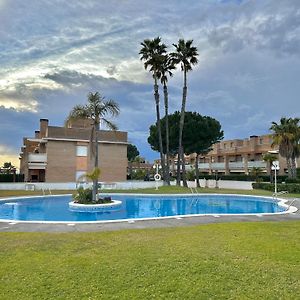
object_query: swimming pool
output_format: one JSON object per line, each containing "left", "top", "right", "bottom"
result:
{"left": 0, "top": 194, "right": 295, "bottom": 223}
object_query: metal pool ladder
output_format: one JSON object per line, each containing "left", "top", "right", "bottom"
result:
{"left": 42, "top": 186, "right": 52, "bottom": 196}
{"left": 190, "top": 187, "right": 199, "bottom": 194}
{"left": 273, "top": 190, "right": 288, "bottom": 199}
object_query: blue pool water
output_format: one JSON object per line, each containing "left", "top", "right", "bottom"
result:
{"left": 0, "top": 194, "right": 286, "bottom": 222}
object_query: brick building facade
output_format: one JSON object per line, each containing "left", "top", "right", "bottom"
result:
{"left": 20, "top": 118, "right": 128, "bottom": 182}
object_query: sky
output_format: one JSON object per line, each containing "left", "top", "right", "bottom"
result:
{"left": 0, "top": 0, "right": 300, "bottom": 167}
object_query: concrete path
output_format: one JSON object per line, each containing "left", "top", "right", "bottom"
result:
{"left": 1, "top": 198, "right": 299, "bottom": 233}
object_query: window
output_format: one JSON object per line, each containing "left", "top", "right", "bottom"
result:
{"left": 76, "top": 171, "right": 86, "bottom": 182}
{"left": 76, "top": 145, "right": 88, "bottom": 157}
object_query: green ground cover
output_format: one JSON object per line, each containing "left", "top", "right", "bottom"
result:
{"left": 1, "top": 186, "right": 299, "bottom": 198}
{"left": 0, "top": 222, "right": 299, "bottom": 299}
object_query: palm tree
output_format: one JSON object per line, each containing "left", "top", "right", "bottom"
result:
{"left": 250, "top": 167, "right": 264, "bottom": 182}
{"left": 140, "top": 37, "right": 167, "bottom": 183}
{"left": 270, "top": 117, "right": 299, "bottom": 178}
{"left": 290, "top": 118, "right": 300, "bottom": 178}
{"left": 171, "top": 39, "right": 198, "bottom": 187}
{"left": 263, "top": 153, "right": 277, "bottom": 183}
{"left": 157, "top": 54, "right": 175, "bottom": 185}
{"left": 67, "top": 92, "right": 120, "bottom": 201}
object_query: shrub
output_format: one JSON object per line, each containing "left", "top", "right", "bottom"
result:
{"left": 73, "top": 187, "right": 112, "bottom": 204}
{"left": 73, "top": 187, "right": 93, "bottom": 203}
{"left": 252, "top": 182, "right": 300, "bottom": 193}
{"left": 198, "top": 174, "right": 288, "bottom": 182}
{"left": 0, "top": 174, "right": 24, "bottom": 182}
{"left": 131, "top": 169, "right": 147, "bottom": 180}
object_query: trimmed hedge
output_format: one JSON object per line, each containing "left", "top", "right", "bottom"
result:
{"left": 0, "top": 174, "right": 24, "bottom": 182}
{"left": 198, "top": 174, "right": 288, "bottom": 182}
{"left": 252, "top": 182, "right": 300, "bottom": 193}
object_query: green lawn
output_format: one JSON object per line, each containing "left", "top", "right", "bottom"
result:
{"left": 0, "top": 222, "right": 299, "bottom": 299}
{"left": 1, "top": 186, "right": 299, "bottom": 199}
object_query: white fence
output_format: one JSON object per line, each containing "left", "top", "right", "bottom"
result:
{"left": 0, "top": 181, "right": 164, "bottom": 191}
{"left": 0, "top": 180, "right": 253, "bottom": 191}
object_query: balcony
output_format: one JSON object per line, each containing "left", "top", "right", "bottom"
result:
{"left": 28, "top": 153, "right": 47, "bottom": 162}
{"left": 229, "top": 162, "right": 244, "bottom": 169}
{"left": 28, "top": 153, "right": 47, "bottom": 170}
{"left": 198, "top": 163, "right": 210, "bottom": 169}
{"left": 211, "top": 162, "right": 225, "bottom": 170}
{"left": 248, "top": 161, "right": 267, "bottom": 168}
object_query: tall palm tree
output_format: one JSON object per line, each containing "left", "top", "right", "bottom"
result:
{"left": 157, "top": 54, "right": 175, "bottom": 185}
{"left": 289, "top": 118, "right": 300, "bottom": 178}
{"left": 171, "top": 39, "right": 198, "bottom": 187}
{"left": 67, "top": 92, "right": 120, "bottom": 201}
{"left": 140, "top": 37, "right": 167, "bottom": 183}
{"left": 270, "top": 117, "right": 299, "bottom": 178}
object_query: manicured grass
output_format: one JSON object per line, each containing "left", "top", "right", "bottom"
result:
{"left": 0, "top": 190, "right": 72, "bottom": 198}
{"left": 0, "top": 222, "right": 299, "bottom": 299}
{"left": 1, "top": 186, "right": 299, "bottom": 199}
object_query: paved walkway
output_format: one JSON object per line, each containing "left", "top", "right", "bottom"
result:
{"left": 1, "top": 198, "right": 299, "bottom": 232}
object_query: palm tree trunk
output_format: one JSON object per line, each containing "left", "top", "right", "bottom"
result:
{"left": 176, "top": 153, "right": 181, "bottom": 185}
{"left": 195, "top": 153, "right": 200, "bottom": 188}
{"left": 163, "top": 83, "right": 170, "bottom": 185}
{"left": 154, "top": 76, "right": 166, "bottom": 184}
{"left": 181, "top": 149, "right": 188, "bottom": 187}
{"left": 92, "top": 122, "right": 99, "bottom": 202}
{"left": 177, "top": 69, "right": 188, "bottom": 187}
{"left": 287, "top": 157, "right": 292, "bottom": 178}
{"left": 291, "top": 154, "right": 297, "bottom": 178}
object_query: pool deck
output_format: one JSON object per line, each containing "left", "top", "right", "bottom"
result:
{"left": 0, "top": 197, "right": 299, "bottom": 232}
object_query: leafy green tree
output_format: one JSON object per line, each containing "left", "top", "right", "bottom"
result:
{"left": 140, "top": 37, "right": 167, "bottom": 184}
{"left": 67, "top": 92, "right": 120, "bottom": 201}
{"left": 171, "top": 39, "right": 198, "bottom": 187}
{"left": 184, "top": 114, "right": 223, "bottom": 187}
{"left": 270, "top": 117, "right": 300, "bottom": 178}
{"left": 127, "top": 144, "right": 140, "bottom": 162}
{"left": 148, "top": 112, "right": 223, "bottom": 186}
{"left": 127, "top": 144, "right": 140, "bottom": 179}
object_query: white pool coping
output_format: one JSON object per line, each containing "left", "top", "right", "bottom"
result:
{"left": 0, "top": 193, "right": 298, "bottom": 224}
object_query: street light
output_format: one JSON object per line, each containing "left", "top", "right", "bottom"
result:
{"left": 153, "top": 163, "right": 162, "bottom": 190}
{"left": 268, "top": 150, "right": 279, "bottom": 196}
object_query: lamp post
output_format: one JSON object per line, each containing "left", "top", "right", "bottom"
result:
{"left": 153, "top": 163, "right": 162, "bottom": 190}
{"left": 268, "top": 150, "right": 279, "bottom": 197}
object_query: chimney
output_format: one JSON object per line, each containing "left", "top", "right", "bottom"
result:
{"left": 35, "top": 130, "right": 40, "bottom": 138}
{"left": 40, "top": 119, "right": 49, "bottom": 138}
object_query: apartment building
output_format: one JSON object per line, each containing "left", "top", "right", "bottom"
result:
{"left": 182, "top": 134, "right": 298, "bottom": 175}
{"left": 20, "top": 118, "right": 128, "bottom": 182}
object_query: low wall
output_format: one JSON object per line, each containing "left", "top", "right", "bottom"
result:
{"left": 0, "top": 180, "right": 253, "bottom": 191}
{"left": 185, "top": 180, "right": 253, "bottom": 190}
{"left": 0, "top": 181, "right": 164, "bottom": 191}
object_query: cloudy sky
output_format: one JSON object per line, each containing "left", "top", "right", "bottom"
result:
{"left": 0, "top": 0, "right": 300, "bottom": 167}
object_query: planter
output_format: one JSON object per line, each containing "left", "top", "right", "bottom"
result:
{"left": 68, "top": 200, "right": 122, "bottom": 212}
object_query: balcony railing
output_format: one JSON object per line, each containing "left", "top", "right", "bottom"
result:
{"left": 198, "top": 163, "right": 210, "bottom": 169}
{"left": 28, "top": 153, "right": 47, "bottom": 163}
{"left": 228, "top": 162, "right": 244, "bottom": 169}
{"left": 248, "top": 161, "right": 267, "bottom": 168}
{"left": 211, "top": 162, "right": 225, "bottom": 170}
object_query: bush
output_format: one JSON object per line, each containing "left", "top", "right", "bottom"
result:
{"left": 186, "top": 170, "right": 195, "bottom": 181}
{"left": 73, "top": 188, "right": 112, "bottom": 204}
{"left": 252, "top": 182, "right": 300, "bottom": 193}
{"left": 198, "top": 173, "right": 288, "bottom": 182}
{"left": 131, "top": 169, "right": 147, "bottom": 180}
{"left": 73, "top": 187, "right": 92, "bottom": 203}
{"left": 0, "top": 174, "right": 24, "bottom": 182}
{"left": 285, "top": 178, "right": 300, "bottom": 184}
